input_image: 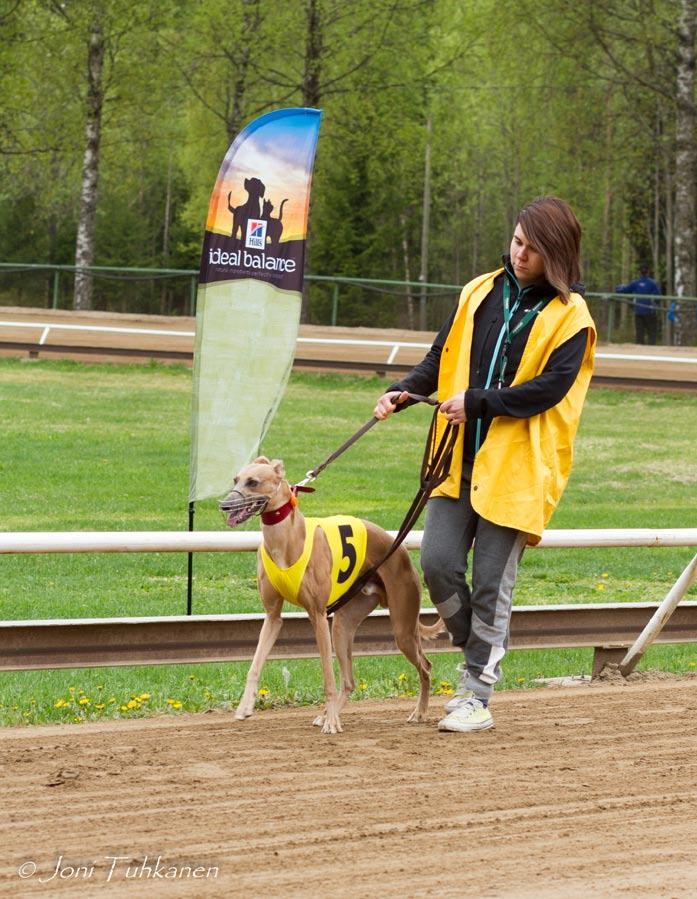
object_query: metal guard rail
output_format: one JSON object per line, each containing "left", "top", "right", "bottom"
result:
{"left": 1, "top": 528, "right": 696, "bottom": 675}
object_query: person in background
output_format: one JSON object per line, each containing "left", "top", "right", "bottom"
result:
{"left": 374, "top": 197, "right": 596, "bottom": 734}
{"left": 615, "top": 266, "right": 661, "bottom": 345}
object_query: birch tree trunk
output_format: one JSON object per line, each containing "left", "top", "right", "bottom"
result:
{"left": 300, "top": 0, "right": 322, "bottom": 322}
{"left": 419, "top": 114, "right": 432, "bottom": 331}
{"left": 400, "top": 211, "right": 415, "bottom": 329}
{"left": 673, "top": 0, "right": 696, "bottom": 344}
{"left": 73, "top": 22, "right": 105, "bottom": 311}
{"left": 664, "top": 141, "right": 674, "bottom": 296}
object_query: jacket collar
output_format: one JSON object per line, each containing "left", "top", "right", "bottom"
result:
{"left": 501, "top": 255, "right": 557, "bottom": 302}
{"left": 500, "top": 255, "right": 586, "bottom": 299}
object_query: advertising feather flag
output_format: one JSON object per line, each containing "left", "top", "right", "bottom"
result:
{"left": 189, "top": 108, "right": 322, "bottom": 502}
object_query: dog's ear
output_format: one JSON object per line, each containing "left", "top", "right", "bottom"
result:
{"left": 252, "top": 455, "right": 270, "bottom": 465}
{"left": 270, "top": 459, "right": 285, "bottom": 479}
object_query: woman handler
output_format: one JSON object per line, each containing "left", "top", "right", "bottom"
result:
{"left": 374, "top": 197, "right": 596, "bottom": 733}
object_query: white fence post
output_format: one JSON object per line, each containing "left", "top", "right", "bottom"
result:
{"left": 619, "top": 554, "right": 697, "bottom": 675}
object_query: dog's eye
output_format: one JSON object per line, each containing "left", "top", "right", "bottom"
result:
{"left": 245, "top": 478, "right": 259, "bottom": 488}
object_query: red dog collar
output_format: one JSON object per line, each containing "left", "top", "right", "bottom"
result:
{"left": 260, "top": 484, "right": 315, "bottom": 526}
{"left": 261, "top": 496, "right": 296, "bottom": 525}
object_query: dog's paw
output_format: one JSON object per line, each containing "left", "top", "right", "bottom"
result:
{"left": 312, "top": 714, "right": 325, "bottom": 727}
{"left": 234, "top": 705, "right": 254, "bottom": 720}
{"left": 407, "top": 708, "right": 428, "bottom": 724}
{"left": 321, "top": 716, "right": 343, "bottom": 735}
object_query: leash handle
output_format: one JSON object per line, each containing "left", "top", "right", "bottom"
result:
{"left": 403, "top": 392, "right": 440, "bottom": 407}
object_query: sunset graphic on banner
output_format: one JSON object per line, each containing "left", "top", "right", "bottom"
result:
{"left": 189, "top": 108, "right": 322, "bottom": 502}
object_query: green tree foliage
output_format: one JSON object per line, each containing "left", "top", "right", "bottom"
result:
{"left": 0, "top": 0, "right": 694, "bottom": 321}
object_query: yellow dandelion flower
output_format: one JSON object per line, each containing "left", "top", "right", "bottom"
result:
{"left": 108, "top": 697, "right": 117, "bottom": 704}
{"left": 688, "top": 662, "right": 696, "bottom": 669}
{"left": 601, "top": 572, "right": 609, "bottom": 578}
{"left": 138, "top": 693, "right": 150, "bottom": 701}
{"left": 120, "top": 705, "right": 129, "bottom": 712}
{"left": 171, "top": 701, "right": 183, "bottom": 710}
{"left": 95, "top": 703, "right": 105, "bottom": 710}
{"left": 68, "top": 687, "right": 75, "bottom": 693}
{"left": 398, "top": 673, "right": 407, "bottom": 682}
{"left": 597, "top": 583, "right": 606, "bottom": 591}
{"left": 78, "top": 697, "right": 90, "bottom": 706}
{"left": 435, "top": 682, "right": 454, "bottom": 695}
{"left": 54, "top": 699, "right": 66, "bottom": 709}
{"left": 517, "top": 677, "right": 526, "bottom": 684}
{"left": 166, "top": 698, "right": 175, "bottom": 705}
{"left": 358, "top": 681, "right": 368, "bottom": 690}
{"left": 126, "top": 699, "right": 139, "bottom": 710}
{"left": 258, "top": 688, "right": 270, "bottom": 697}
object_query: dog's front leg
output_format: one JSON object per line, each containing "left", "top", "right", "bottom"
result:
{"left": 235, "top": 608, "right": 283, "bottom": 720}
{"left": 309, "top": 612, "right": 342, "bottom": 734}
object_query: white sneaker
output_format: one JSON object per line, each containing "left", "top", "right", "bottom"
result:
{"left": 443, "top": 663, "right": 473, "bottom": 714}
{"left": 438, "top": 698, "right": 494, "bottom": 733}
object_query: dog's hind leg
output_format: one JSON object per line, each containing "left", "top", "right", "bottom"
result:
{"left": 330, "top": 590, "right": 380, "bottom": 723}
{"left": 383, "top": 558, "right": 432, "bottom": 723}
{"left": 235, "top": 595, "right": 283, "bottom": 720}
{"left": 391, "top": 619, "right": 432, "bottom": 723}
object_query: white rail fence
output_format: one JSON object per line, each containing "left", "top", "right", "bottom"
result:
{"left": 1, "top": 528, "right": 696, "bottom": 554}
{"left": 3, "top": 319, "right": 697, "bottom": 368}
{"left": 1, "top": 529, "right": 696, "bottom": 676}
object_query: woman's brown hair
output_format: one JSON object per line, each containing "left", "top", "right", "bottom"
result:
{"left": 516, "top": 197, "right": 582, "bottom": 303}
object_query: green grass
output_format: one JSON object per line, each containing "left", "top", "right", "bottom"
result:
{"left": 1, "top": 357, "right": 696, "bottom": 725}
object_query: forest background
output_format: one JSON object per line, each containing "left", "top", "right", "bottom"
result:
{"left": 0, "top": 0, "right": 695, "bottom": 329}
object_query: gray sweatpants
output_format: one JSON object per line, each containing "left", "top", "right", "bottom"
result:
{"left": 421, "top": 462, "right": 526, "bottom": 702}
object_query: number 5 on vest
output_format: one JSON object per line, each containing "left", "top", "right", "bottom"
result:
{"left": 337, "top": 524, "right": 357, "bottom": 584}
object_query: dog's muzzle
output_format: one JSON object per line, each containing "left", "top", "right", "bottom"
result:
{"left": 219, "top": 490, "right": 269, "bottom": 528}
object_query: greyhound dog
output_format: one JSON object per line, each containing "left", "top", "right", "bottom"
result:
{"left": 220, "top": 457, "right": 438, "bottom": 734}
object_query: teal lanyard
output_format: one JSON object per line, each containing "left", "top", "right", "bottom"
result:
{"left": 498, "top": 279, "right": 545, "bottom": 389}
{"left": 473, "top": 277, "right": 544, "bottom": 454}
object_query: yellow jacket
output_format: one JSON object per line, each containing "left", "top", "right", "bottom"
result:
{"left": 433, "top": 268, "right": 596, "bottom": 543}
{"left": 260, "top": 515, "right": 367, "bottom": 606}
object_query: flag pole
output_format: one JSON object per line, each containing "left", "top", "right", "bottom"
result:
{"left": 186, "top": 501, "right": 195, "bottom": 615}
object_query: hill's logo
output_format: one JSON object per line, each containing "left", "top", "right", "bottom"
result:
{"left": 245, "top": 219, "right": 267, "bottom": 250}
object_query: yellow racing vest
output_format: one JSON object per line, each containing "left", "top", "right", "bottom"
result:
{"left": 433, "top": 268, "right": 596, "bottom": 543}
{"left": 260, "top": 515, "right": 368, "bottom": 607}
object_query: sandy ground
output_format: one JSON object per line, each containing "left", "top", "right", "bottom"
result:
{"left": 1, "top": 307, "right": 696, "bottom": 386}
{"left": 2, "top": 678, "right": 697, "bottom": 898}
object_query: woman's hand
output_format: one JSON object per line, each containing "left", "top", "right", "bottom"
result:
{"left": 440, "top": 392, "right": 467, "bottom": 424}
{"left": 374, "top": 390, "right": 409, "bottom": 420}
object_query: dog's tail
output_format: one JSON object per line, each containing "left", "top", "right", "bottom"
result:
{"left": 419, "top": 617, "right": 445, "bottom": 640}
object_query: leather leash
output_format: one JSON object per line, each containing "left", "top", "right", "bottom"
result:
{"left": 295, "top": 393, "right": 440, "bottom": 487}
{"left": 324, "top": 402, "right": 460, "bottom": 617}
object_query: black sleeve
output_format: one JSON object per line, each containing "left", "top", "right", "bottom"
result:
{"left": 465, "top": 328, "right": 589, "bottom": 420}
{"left": 384, "top": 309, "right": 455, "bottom": 410}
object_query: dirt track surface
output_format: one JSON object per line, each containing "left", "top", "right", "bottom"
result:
{"left": 2, "top": 306, "right": 697, "bottom": 386}
{"left": 2, "top": 679, "right": 697, "bottom": 898}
